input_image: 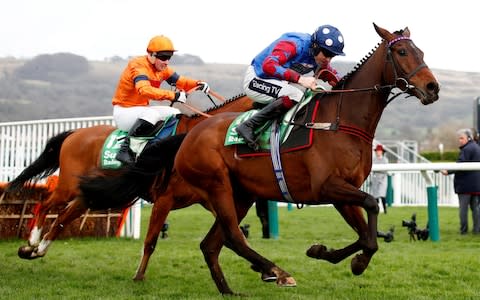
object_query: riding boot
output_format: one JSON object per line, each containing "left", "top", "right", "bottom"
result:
{"left": 116, "top": 118, "right": 155, "bottom": 166}
{"left": 236, "top": 96, "right": 292, "bottom": 151}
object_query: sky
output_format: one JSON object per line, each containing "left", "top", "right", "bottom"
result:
{"left": 1, "top": 0, "right": 478, "bottom": 73}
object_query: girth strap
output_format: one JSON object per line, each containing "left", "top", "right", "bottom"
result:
{"left": 270, "top": 120, "right": 294, "bottom": 203}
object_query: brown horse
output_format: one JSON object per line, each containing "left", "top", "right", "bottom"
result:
{"left": 80, "top": 24, "right": 439, "bottom": 295}
{"left": 5, "top": 93, "right": 253, "bottom": 274}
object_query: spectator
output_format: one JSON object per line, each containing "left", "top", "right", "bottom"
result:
{"left": 441, "top": 128, "right": 480, "bottom": 235}
{"left": 371, "top": 144, "right": 389, "bottom": 214}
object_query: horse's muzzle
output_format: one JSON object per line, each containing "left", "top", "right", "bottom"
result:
{"left": 418, "top": 80, "right": 440, "bottom": 105}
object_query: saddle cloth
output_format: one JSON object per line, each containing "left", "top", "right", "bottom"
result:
{"left": 100, "top": 116, "right": 178, "bottom": 169}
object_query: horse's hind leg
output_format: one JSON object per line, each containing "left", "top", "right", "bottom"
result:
{"left": 20, "top": 189, "right": 72, "bottom": 257}
{"left": 200, "top": 198, "right": 277, "bottom": 295}
{"left": 18, "top": 197, "right": 87, "bottom": 259}
{"left": 201, "top": 219, "right": 236, "bottom": 295}
{"left": 133, "top": 194, "right": 174, "bottom": 281}
{"left": 202, "top": 193, "right": 295, "bottom": 294}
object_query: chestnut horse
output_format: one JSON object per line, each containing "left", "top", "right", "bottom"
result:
{"left": 80, "top": 24, "right": 439, "bottom": 295}
{"left": 5, "top": 93, "right": 253, "bottom": 275}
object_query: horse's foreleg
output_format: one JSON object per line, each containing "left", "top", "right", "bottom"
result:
{"left": 133, "top": 196, "right": 173, "bottom": 281}
{"left": 306, "top": 240, "right": 362, "bottom": 263}
{"left": 351, "top": 193, "right": 379, "bottom": 274}
{"left": 336, "top": 194, "right": 378, "bottom": 275}
{"left": 308, "top": 183, "right": 378, "bottom": 275}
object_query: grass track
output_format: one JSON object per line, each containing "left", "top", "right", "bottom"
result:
{"left": 1, "top": 205, "right": 479, "bottom": 299}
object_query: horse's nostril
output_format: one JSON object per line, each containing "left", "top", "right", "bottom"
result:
{"left": 427, "top": 82, "right": 440, "bottom": 93}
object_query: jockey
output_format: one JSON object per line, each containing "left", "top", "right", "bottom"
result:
{"left": 236, "top": 25, "right": 345, "bottom": 150}
{"left": 113, "top": 35, "right": 210, "bottom": 166}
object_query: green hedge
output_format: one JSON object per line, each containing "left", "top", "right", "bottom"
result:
{"left": 421, "top": 151, "right": 459, "bottom": 162}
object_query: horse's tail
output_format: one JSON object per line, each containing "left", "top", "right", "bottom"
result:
{"left": 6, "top": 130, "right": 75, "bottom": 195}
{"left": 79, "top": 134, "right": 187, "bottom": 210}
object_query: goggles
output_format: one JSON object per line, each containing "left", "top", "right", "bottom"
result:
{"left": 321, "top": 48, "right": 336, "bottom": 58}
{"left": 154, "top": 53, "right": 172, "bottom": 61}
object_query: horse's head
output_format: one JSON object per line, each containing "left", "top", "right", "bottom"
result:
{"left": 374, "top": 23, "right": 440, "bottom": 105}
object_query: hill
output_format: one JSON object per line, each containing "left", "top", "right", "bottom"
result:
{"left": 0, "top": 54, "right": 479, "bottom": 150}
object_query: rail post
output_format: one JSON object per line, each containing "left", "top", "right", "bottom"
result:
{"left": 420, "top": 170, "right": 439, "bottom": 241}
{"left": 267, "top": 200, "right": 279, "bottom": 239}
{"left": 386, "top": 174, "right": 394, "bottom": 207}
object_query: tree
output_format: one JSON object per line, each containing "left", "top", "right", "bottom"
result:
{"left": 14, "top": 53, "right": 89, "bottom": 81}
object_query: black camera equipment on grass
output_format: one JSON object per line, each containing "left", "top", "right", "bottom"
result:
{"left": 377, "top": 226, "right": 395, "bottom": 243}
{"left": 402, "top": 213, "right": 429, "bottom": 241}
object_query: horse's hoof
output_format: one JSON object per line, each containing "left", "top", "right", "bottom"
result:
{"left": 132, "top": 274, "right": 145, "bottom": 281}
{"left": 18, "top": 246, "right": 36, "bottom": 260}
{"left": 261, "top": 273, "right": 277, "bottom": 282}
{"left": 277, "top": 276, "right": 297, "bottom": 287}
{"left": 306, "top": 244, "right": 327, "bottom": 259}
{"left": 351, "top": 254, "right": 368, "bottom": 275}
{"left": 250, "top": 264, "right": 277, "bottom": 282}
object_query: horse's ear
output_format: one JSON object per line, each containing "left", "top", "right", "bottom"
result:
{"left": 403, "top": 27, "right": 411, "bottom": 37}
{"left": 373, "top": 23, "right": 394, "bottom": 41}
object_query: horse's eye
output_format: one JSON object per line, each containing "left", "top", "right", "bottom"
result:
{"left": 398, "top": 49, "right": 407, "bottom": 56}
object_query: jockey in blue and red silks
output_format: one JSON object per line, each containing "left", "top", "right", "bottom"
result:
{"left": 236, "top": 25, "right": 346, "bottom": 150}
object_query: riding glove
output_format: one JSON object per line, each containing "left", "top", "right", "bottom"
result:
{"left": 174, "top": 91, "right": 187, "bottom": 103}
{"left": 197, "top": 81, "right": 210, "bottom": 94}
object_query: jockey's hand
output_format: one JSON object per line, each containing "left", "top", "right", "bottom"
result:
{"left": 173, "top": 91, "right": 187, "bottom": 103}
{"left": 298, "top": 76, "right": 317, "bottom": 90}
{"left": 197, "top": 81, "right": 210, "bottom": 94}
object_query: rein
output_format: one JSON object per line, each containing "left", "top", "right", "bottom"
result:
{"left": 174, "top": 88, "right": 226, "bottom": 118}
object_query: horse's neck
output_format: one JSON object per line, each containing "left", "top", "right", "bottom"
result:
{"left": 334, "top": 50, "right": 390, "bottom": 136}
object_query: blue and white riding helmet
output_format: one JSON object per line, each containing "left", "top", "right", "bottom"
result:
{"left": 311, "top": 25, "right": 345, "bottom": 56}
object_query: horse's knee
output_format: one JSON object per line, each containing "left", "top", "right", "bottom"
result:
{"left": 364, "top": 195, "right": 379, "bottom": 214}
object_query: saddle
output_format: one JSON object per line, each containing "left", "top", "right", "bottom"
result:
{"left": 225, "top": 89, "right": 319, "bottom": 157}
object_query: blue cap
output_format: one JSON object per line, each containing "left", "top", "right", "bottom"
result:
{"left": 312, "top": 25, "right": 345, "bottom": 56}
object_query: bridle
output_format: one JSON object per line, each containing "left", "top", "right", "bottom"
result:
{"left": 299, "top": 34, "right": 429, "bottom": 142}
{"left": 317, "top": 35, "right": 428, "bottom": 104}
{"left": 384, "top": 36, "right": 428, "bottom": 103}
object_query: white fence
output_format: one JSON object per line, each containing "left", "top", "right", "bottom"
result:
{"left": 0, "top": 116, "right": 114, "bottom": 182}
{"left": 363, "top": 170, "right": 457, "bottom": 206}
{"left": 0, "top": 116, "right": 143, "bottom": 239}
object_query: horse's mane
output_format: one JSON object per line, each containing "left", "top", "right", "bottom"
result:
{"left": 187, "top": 93, "right": 247, "bottom": 118}
{"left": 335, "top": 42, "right": 382, "bottom": 88}
{"left": 335, "top": 29, "right": 405, "bottom": 89}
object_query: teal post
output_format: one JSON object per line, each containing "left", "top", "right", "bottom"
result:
{"left": 386, "top": 175, "right": 394, "bottom": 206}
{"left": 287, "top": 203, "right": 293, "bottom": 211}
{"left": 268, "top": 201, "right": 279, "bottom": 239}
{"left": 427, "top": 186, "right": 440, "bottom": 241}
